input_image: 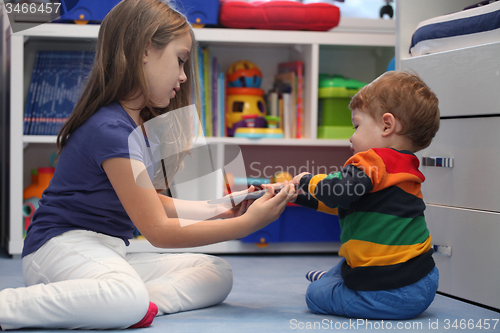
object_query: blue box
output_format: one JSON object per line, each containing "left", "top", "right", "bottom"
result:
{"left": 55, "top": 0, "right": 220, "bottom": 25}
{"left": 240, "top": 205, "right": 341, "bottom": 244}
{"left": 56, "top": 0, "right": 121, "bottom": 23}
{"left": 176, "top": 0, "right": 220, "bottom": 26}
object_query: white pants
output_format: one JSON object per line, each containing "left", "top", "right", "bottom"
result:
{"left": 0, "top": 230, "right": 233, "bottom": 330}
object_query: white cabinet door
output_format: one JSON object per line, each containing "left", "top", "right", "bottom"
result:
{"left": 416, "top": 117, "right": 500, "bottom": 213}
{"left": 426, "top": 204, "right": 500, "bottom": 309}
{"left": 401, "top": 41, "right": 500, "bottom": 117}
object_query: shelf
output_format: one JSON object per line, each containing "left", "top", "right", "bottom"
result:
{"left": 23, "top": 135, "right": 57, "bottom": 144}
{"left": 208, "top": 138, "right": 350, "bottom": 146}
{"left": 8, "top": 18, "right": 393, "bottom": 256}
{"left": 15, "top": 18, "right": 394, "bottom": 47}
{"left": 6, "top": 238, "right": 340, "bottom": 257}
{"left": 23, "top": 135, "right": 351, "bottom": 147}
{"left": 128, "top": 238, "right": 340, "bottom": 254}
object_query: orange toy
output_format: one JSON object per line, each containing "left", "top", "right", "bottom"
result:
{"left": 23, "top": 167, "right": 55, "bottom": 200}
{"left": 272, "top": 171, "right": 293, "bottom": 183}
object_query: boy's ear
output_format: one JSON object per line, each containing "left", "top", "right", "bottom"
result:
{"left": 381, "top": 113, "right": 397, "bottom": 137}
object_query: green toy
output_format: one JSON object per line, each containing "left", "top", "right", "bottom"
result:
{"left": 317, "top": 74, "right": 366, "bottom": 139}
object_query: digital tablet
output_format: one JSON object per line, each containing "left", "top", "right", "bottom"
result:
{"left": 207, "top": 185, "right": 288, "bottom": 205}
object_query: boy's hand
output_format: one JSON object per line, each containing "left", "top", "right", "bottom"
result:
{"left": 291, "top": 172, "right": 311, "bottom": 198}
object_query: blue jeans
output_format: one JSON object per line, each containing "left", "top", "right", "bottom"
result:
{"left": 305, "top": 258, "right": 439, "bottom": 320}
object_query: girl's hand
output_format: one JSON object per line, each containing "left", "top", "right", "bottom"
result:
{"left": 214, "top": 185, "right": 257, "bottom": 219}
{"left": 243, "top": 182, "right": 295, "bottom": 233}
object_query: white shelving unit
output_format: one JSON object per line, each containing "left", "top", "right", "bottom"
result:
{"left": 7, "top": 18, "right": 395, "bottom": 256}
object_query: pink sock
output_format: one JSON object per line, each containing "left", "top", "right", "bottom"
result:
{"left": 129, "top": 302, "right": 158, "bottom": 328}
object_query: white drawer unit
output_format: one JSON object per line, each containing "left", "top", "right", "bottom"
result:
{"left": 398, "top": 0, "right": 500, "bottom": 311}
{"left": 425, "top": 205, "right": 500, "bottom": 310}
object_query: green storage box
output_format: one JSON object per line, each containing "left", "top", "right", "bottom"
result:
{"left": 317, "top": 74, "right": 366, "bottom": 139}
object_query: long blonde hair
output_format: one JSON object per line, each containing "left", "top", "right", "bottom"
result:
{"left": 57, "top": 0, "right": 200, "bottom": 154}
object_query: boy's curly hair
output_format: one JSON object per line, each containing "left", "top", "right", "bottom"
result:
{"left": 349, "top": 71, "right": 440, "bottom": 152}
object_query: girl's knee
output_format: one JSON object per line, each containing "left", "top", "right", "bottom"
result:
{"left": 103, "top": 276, "right": 150, "bottom": 325}
{"left": 206, "top": 256, "right": 233, "bottom": 298}
{"left": 216, "top": 257, "right": 233, "bottom": 277}
{"left": 202, "top": 255, "right": 233, "bottom": 282}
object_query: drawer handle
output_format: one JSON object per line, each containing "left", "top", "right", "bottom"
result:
{"left": 433, "top": 245, "right": 452, "bottom": 256}
{"left": 422, "top": 157, "right": 454, "bottom": 168}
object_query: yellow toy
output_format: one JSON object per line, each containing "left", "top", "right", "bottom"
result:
{"left": 272, "top": 171, "right": 293, "bottom": 183}
{"left": 226, "top": 60, "right": 284, "bottom": 138}
{"left": 226, "top": 87, "right": 268, "bottom": 136}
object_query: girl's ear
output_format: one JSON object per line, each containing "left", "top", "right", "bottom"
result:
{"left": 381, "top": 113, "right": 396, "bottom": 137}
{"left": 143, "top": 41, "right": 152, "bottom": 64}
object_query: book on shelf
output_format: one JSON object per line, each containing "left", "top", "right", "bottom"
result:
{"left": 218, "top": 71, "right": 227, "bottom": 137}
{"left": 277, "top": 60, "right": 304, "bottom": 139}
{"left": 195, "top": 47, "right": 227, "bottom": 138}
{"left": 274, "top": 71, "right": 297, "bottom": 139}
{"left": 24, "top": 50, "right": 94, "bottom": 136}
{"left": 281, "top": 92, "right": 293, "bottom": 139}
{"left": 202, "top": 47, "right": 212, "bottom": 137}
{"left": 196, "top": 47, "right": 206, "bottom": 135}
{"left": 267, "top": 91, "right": 279, "bottom": 118}
{"left": 23, "top": 48, "right": 227, "bottom": 137}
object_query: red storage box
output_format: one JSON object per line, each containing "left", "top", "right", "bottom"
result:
{"left": 220, "top": 0, "right": 340, "bottom": 31}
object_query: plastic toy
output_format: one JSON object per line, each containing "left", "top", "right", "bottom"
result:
{"left": 271, "top": 171, "right": 293, "bottom": 183}
{"left": 221, "top": 173, "right": 270, "bottom": 195}
{"left": 264, "top": 116, "right": 280, "bottom": 129}
{"left": 317, "top": 74, "right": 366, "bottom": 139}
{"left": 23, "top": 167, "right": 55, "bottom": 200}
{"left": 22, "top": 167, "right": 55, "bottom": 237}
{"left": 226, "top": 60, "right": 284, "bottom": 138}
{"left": 226, "top": 87, "right": 267, "bottom": 137}
{"left": 233, "top": 177, "right": 270, "bottom": 187}
{"left": 227, "top": 60, "right": 262, "bottom": 88}
{"left": 23, "top": 197, "right": 39, "bottom": 238}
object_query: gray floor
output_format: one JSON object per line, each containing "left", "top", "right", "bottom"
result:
{"left": 1, "top": 248, "right": 499, "bottom": 332}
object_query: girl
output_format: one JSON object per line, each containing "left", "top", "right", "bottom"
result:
{"left": 0, "top": 0, "right": 295, "bottom": 330}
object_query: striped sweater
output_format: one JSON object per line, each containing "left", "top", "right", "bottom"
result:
{"left": 295, "top": 148, "right": 435, "bottom": 291}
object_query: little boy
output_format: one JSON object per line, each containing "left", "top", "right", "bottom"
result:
{"left": 291, "top": 71, "right": 440, "bottom": 320}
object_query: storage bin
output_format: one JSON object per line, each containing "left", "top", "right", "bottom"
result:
{"left": 317, "top": 75, "right": 366, "bottom": 139}
{"left": 55, "top": 0, "right": 220, "bottom": 25}
{"left": 240, "top": 204, "right": 341, "bottom": 245}
{"left": 176, "top": 0, "right": 221, "bottom": 26}
{"left": 56, "top": 0, "right": 121, "bottom": 23}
